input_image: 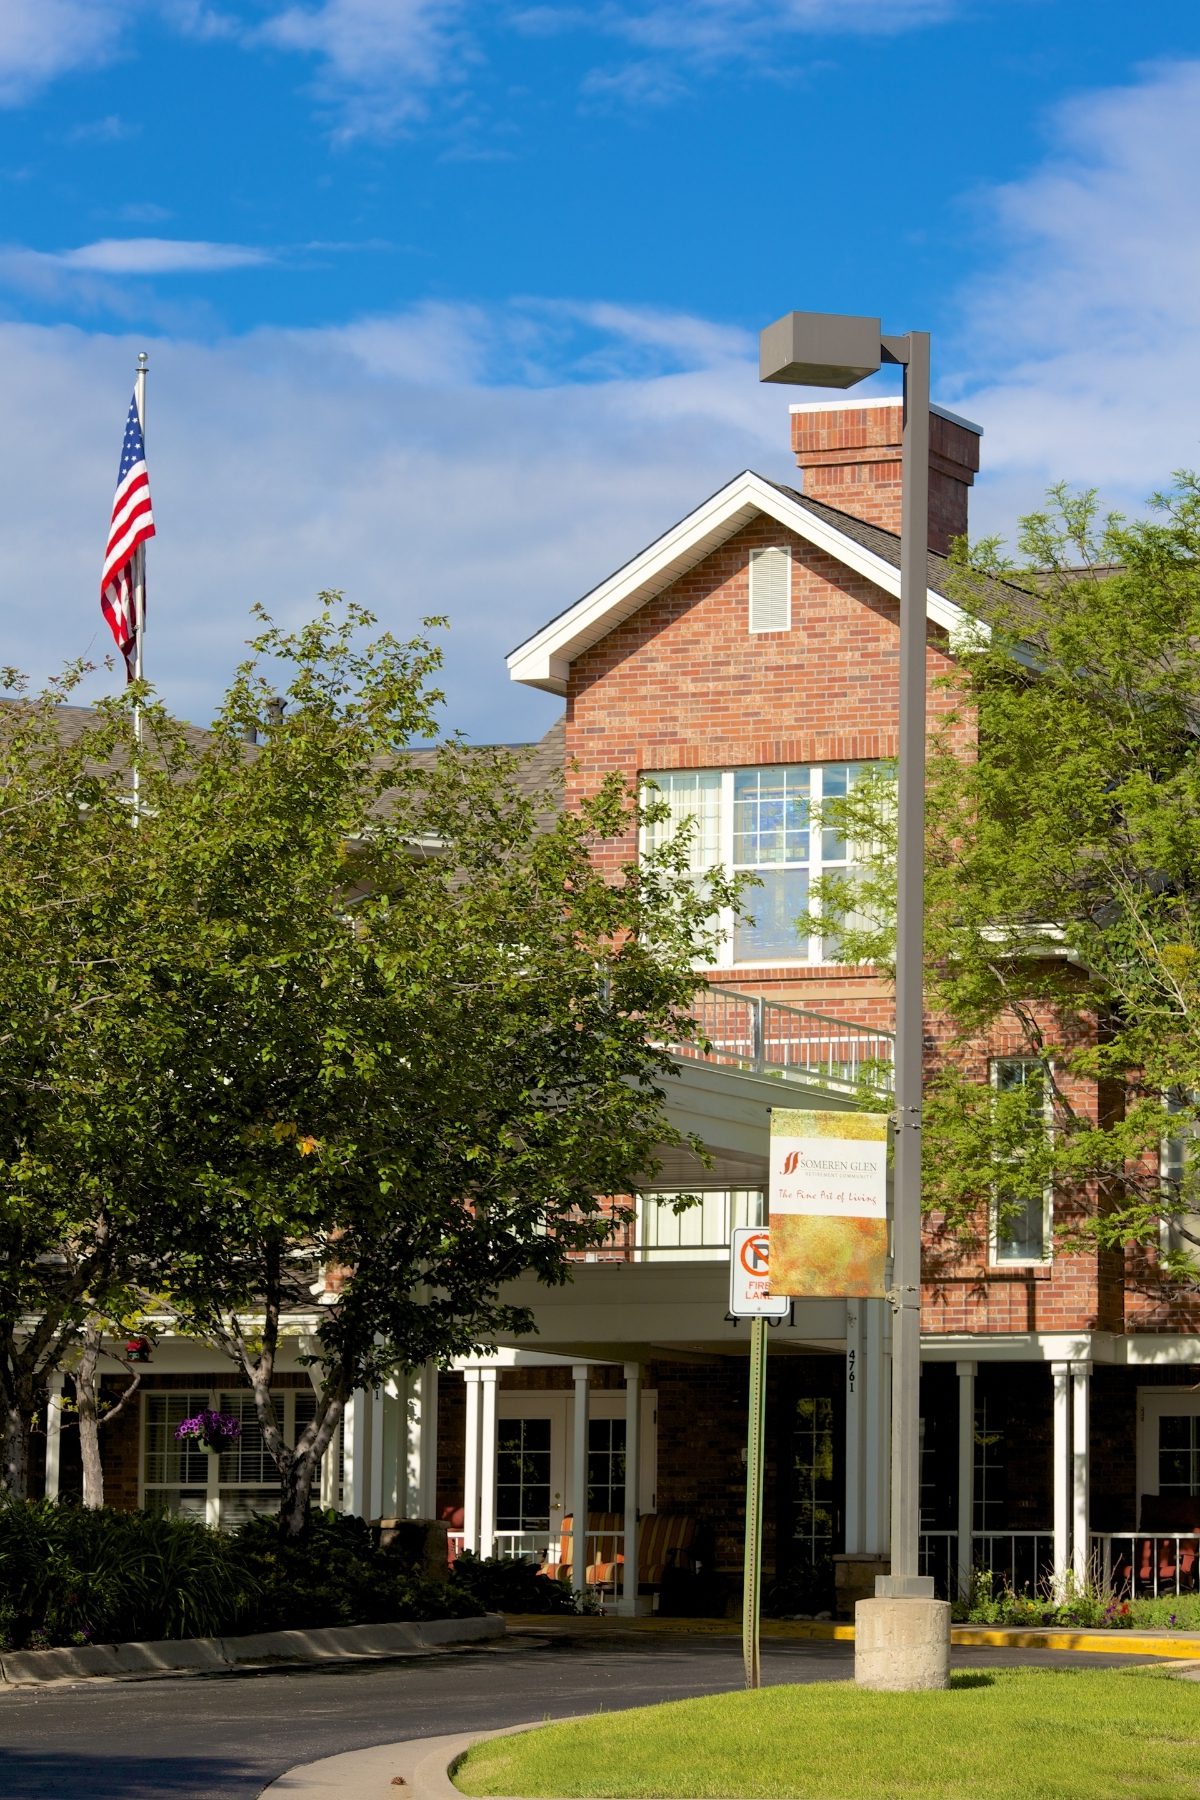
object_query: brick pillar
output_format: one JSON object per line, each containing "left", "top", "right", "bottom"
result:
{"left": 790, "top": 399, "right": 981, "bottom": 555}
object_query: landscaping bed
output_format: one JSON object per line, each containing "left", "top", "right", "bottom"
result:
{"left": 0, "top": 1499, "right": 578, "bottom": 1653}
{"left": 454, "top": 1668, "right": 1200, "bottom": 1800}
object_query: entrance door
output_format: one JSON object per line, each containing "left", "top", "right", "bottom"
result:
{"left": 494, "top": 1389, "right": 658, "bottom": 1564}
{"left": 1138, "top": 1390, "right": 1200, "bottom": 1524}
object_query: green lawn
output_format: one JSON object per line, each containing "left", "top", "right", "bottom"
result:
{"left": 454, "top": 1669, "right": 1200, "bottom": 1800}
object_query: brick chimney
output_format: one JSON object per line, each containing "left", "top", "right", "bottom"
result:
{"left": 790, "top": 398, "right": 982, "bottom": 556}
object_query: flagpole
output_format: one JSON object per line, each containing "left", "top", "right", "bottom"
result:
{"left": 131, "top": 351, "right": 148, "bottom": 822}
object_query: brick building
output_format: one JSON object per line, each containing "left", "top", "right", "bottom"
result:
{"left": 42, "top": 397, "right": 1200, "bottom": 1615}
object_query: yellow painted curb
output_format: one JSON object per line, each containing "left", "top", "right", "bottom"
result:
{"left": 506, "top": 1614, "right": 1200, "bottom": 1656}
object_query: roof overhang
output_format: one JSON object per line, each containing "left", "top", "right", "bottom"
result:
{"left": 507, "top": 470, "right": 974, "bottom": 696}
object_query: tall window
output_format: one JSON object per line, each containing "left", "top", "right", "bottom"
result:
{"left": 142, "top": 1386, "right": 318, "bottom": 1528}
{"left": 989, "top": 1057, "right": 1051, "bottom": 1265}
{"left": 587, "top": 1417, "right": 626, "bottom": 1513}
{"left": 789, "top": 1395, "right": 836, "bottom": 1566}
{"left": 496, "top": 1417, "right": 553, "bottom": 1532}
{"left": 1161, "top": 1091, "right": 1200, "bottom": 1264}
{"left": 641, "top": 763, "right": 873, "bottom": 965}
{"left": 1159, "top": 1414, "right": 1200, "bottom": 1498}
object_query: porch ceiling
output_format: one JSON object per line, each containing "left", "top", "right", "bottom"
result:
{"left": 644, "top": 1055, "right": 867, "bottom": 1191}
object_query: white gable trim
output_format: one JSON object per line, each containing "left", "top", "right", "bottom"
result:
{"left": 507, "top": 470, "right": 974, "bottom": 695}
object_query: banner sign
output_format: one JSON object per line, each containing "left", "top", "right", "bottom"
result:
{"left": 767, "top": 1109, "right": 889, "bottom": 1298}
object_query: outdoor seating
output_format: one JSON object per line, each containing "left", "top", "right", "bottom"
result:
{"left": 554, "top": 1510, "right": 698, "bottom": 1597}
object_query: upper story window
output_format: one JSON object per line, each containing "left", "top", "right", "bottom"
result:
{"left": 748, "top": 546, "right": 791, "bottom": 633}
{"left": 1161, "top": 1090, "right": 1200, "bottom": 1266}
{"left": 640, "top": 762, "right": 870, "bottom": 965}
{"left": 989, "top": 1056, "right": 1052, "bottom": 1266}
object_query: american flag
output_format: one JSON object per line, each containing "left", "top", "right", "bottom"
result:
{"left": 100, "top": 393, "right": 156, "bottom": 679}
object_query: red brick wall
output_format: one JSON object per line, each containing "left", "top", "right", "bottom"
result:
{"left": 566, "top": 514, "right": 963, "bottom": 1031}
{"left": 790, "top": 403, "right": 980, "bottom": 556}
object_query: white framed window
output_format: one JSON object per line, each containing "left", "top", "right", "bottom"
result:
{"left": 988, "top": 1057, "right": 1052, "bottom": 1266}
{"left": 1161, "top": 1091, "right": 1200, "bottom": 1265}
{"left": 141, "top": 1385, "right": 319, "bottom": 1529}
{"left": 748, "top": 545, "right": 791, "bottom": 633}
{"left": 1137, "top": 1389, "right": 1200, "bottom": 1518}
{"left": 640, "top": 763, "right": 872, "bottom": 966}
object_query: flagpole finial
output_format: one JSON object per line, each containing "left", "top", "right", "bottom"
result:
{"left": 136, "top": 350, "right": 149, "bottom": 371}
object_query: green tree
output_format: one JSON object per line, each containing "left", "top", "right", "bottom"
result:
{"left": 0, "top": 681, "right": 190, "bottom": 1494}
{"left": 813, "top": 477, "right": 1200, "bottom": 1274}
{"left": 1, "top": 602, "right": 732, "bottom": 1530}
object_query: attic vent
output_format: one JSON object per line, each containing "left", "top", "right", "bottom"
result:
{"left": 748, "top": 545, "right": 791, "bottom": 634}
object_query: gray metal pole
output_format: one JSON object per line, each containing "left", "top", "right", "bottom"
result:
{"left": 742, "top": 1315, "right": 767, "bottom": 1687}
{"left": 879, "top": 330, "right": 933, "bottom": 1598}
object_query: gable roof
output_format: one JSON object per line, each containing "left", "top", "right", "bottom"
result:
{"left": 506, "top": 470, "right": 980, "bottom": 696}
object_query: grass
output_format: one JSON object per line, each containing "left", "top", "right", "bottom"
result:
{"left": 454, "top": 1669, "right": 1200, "bottom": 1800}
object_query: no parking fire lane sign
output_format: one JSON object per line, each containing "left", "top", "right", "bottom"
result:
{"left": 729, "top": 1226, "right": 791, "bottom": 1319}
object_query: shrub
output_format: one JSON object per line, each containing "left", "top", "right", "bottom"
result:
{"left": 0, "top": 1497, "right": 252, "bottom": 1649}
{"left": 952, "top": 1567, "right": 1200, "bottom": 1630}
{"left": 232, "top": 1510, "right": 479, "bottom": 1632}
{"left": 0, "top": 1498, "right": 480, "bottom": 1650}
{"left": 448, "top": 1552, "right": 583, "bottom": 1615}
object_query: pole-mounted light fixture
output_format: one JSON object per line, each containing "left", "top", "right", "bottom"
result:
{"left": 759, "top": 310, "right": 945, "bottom": 1685}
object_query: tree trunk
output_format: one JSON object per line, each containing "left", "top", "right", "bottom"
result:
{"left": 76, "top": 1321, "right": 104, "bottom": 1509}
{"left": 280, "top": 1446, "right": 320, "bottom": 1539}
{"left": 2, "top": 1395, "right": 29, "bottom": 1498}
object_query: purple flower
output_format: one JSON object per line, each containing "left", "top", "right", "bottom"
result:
{"left": 175, "top": 1409, "right": 242, "bottom": 1450}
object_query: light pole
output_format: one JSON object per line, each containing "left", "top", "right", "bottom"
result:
{"left": 760, "top": 312, "right": 949, "bottom": 1688}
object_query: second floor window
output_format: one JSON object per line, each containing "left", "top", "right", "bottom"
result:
{"left": 989, "top": 1057, "right": 1052, "bottom": 1266}
{"left": 641, "top": 762, "right": 870, "bottom": 965}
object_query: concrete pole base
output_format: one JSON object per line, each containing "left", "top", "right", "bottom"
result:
{"left": 854, "top": 1596, "right": 951, "bottom": 1691}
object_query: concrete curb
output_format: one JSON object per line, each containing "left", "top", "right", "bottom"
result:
{"left": 0, "top": 1612, "right": 504, "bottom": 1687}
{"left": 258, "top": 1723, "right": 555, "bottom": 1800}
{"left": 261, "top": 1664, "right": 1200, "bottom": 1800}
{"left": 506, "top": 1614, "right": 1200, "bottom": 1658}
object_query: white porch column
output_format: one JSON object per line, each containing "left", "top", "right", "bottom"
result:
{"left": 368, "top": 1386, "right": 387, "bottom": 1522}
{"left": 956, "top": 1361, "right": 976, "bottom": 1603}
{"left": 462, "top": 1369, "right": 482, "bottom": 1556}
{"left": 571, "top": 1364, "right": 590, "bottom": 1599}
{"left": 1051, "top": 1362, "right": 1071, "bottom": 1595}
{"left": 44, "top": 1372, "right": 65, "bottom": 1501}
{"left": 620, "top": 1362, "right": 641, "bottom": 1618}
{"left": 863, "top": 1298, "right": 891, "bottom": 1555}
{"left": 404, "top": 1361, "right": 440, "bottom": 1520}
{"left": 344, "top": 1389, "right": 368, "bottom": 1519}
{"left": 844, "top": 1303, "right": 863, "bottom": 1554}
{"left": 1071, "top": 1361, "right": 1091, "bottom": 1587}
{"left": 478, "top": 1367, "right": 499, "bottom": 1560}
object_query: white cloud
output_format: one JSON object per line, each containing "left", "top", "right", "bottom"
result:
{"left": 518, "top": 0, "right": 957, "bottom": 103}
{"left": 255, "top": 0, "right": 469, "bottom": 138}
{"left": 0, "top": 304, "right": 793, "bottom": 744}
{"left": 951, "top": 59, "right": 1200, "bottom": 538}
{"left": 0, "top": 0, "right": 133, "bottom": 105}
{"left": 56, "top": 239, "right": 270, "bottom": 275}
{"left": 0, "top": 238, "right": 272, "bottom": 302}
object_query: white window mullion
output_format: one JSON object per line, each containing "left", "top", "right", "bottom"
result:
{"left": 718, "top": 769, "right": 734, "bottom": 963}
{"left": 205, "top": 1385, "right": 220, "bottom": 1527}
{"left": 808, "top": 764, "right": 823, "bottom": 963}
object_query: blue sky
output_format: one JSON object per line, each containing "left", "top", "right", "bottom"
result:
{"left": 1, "top": 1, "right": 1198, "bottom": 740}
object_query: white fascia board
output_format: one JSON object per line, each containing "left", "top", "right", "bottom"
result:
{"left": 507, "top": 471, "right": 973, "bottom": 695}
{"left": 788, "top": 397, "right": 984, "bottom": 437}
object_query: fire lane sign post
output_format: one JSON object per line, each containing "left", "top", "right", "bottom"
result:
{"left": 730, "top": 1226, "right": 791, "bottom": 1320}
{"left": 729, "top": 1227, "right": 788, "bottom": 1690}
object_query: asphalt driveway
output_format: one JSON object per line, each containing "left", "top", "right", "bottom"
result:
{"left": 0, "top": 1628, "right": 1164, "bottom": 1800}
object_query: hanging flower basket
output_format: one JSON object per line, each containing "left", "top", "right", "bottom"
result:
{"left": 175, "top": 1409, "right": 243, "bottom": 1453}
{"left": 125, "top": 1335, "right": 152, "bottom": 1363}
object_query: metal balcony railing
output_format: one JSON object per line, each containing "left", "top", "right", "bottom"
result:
{"left": 674, "top": 984, "right": 894, "bottom": 1095}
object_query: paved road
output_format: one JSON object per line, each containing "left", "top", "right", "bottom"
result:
{"left": 0, "top": 1630, "right": 1163, "bottom": 1800}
